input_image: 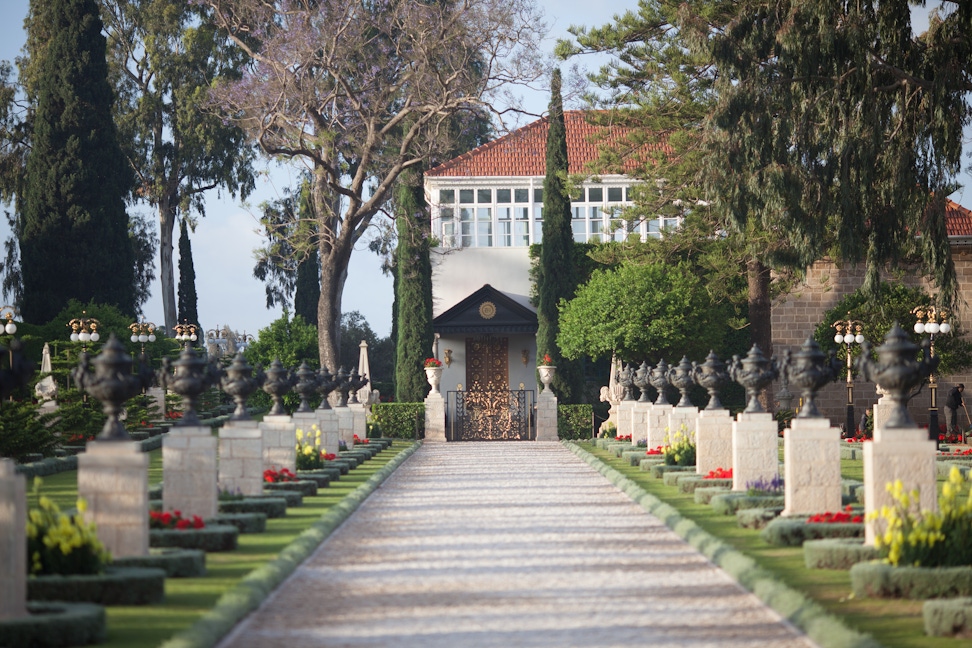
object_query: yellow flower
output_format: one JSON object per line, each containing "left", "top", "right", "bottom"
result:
{"left": 296, "top": 429, "right": 304, "bottom": 441}
{"left": 76, "top": 498, "right": 88, "bottom": 514}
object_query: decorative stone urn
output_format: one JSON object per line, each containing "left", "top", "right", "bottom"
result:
{"left": 315, "top": 367, "right": 338, "bottom": 411}
{"left": 537, "top": 365, "right": 556, "bottom": 392}
{"left": 73, "top": 334, "right": 153, "bottom": 440}
{"left": 668, "top": 356, "right": 696, "bottom": 407}
{"left": 158, "top": 343, "right": 222, "bottom": 426}
{"left": 693, "top": 350, "right": 729, "bottom": 410}
{"left": 786, "top": 337, "right": 840, "bottom": 418}
{"left": 425, "top": 366, "right": 444, "bottom": 394}
{"left": 347, "top": 369, "right": 369, "bottom": 404}
{"left": 618, "top": 363, "right": 636, "bottom": 401}
{"left": 294, "top": 361, "right": 321, "bottom": 412}
{"left": 262, "top": 359, "right": 297, "bottom": 416}
{"left": 220, "top": 352, "right": 265, "bottom": 421}
{"left": 729, "top": 344, "right": 778, "bottom": 413}
{"left": 648, "top": 359, "right": 672, "bottom": 405}
{"left": 633, "top": 361, "right": 651, "bottom": 402}
{"left": 857, "top": 323, "right": 938, "bottom": 428}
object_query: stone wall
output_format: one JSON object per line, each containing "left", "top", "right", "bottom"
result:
{"left": 771, "top": 250, "right": 972, "bottom": 429}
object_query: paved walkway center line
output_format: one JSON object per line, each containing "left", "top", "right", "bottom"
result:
{"left": 218, "top": 442, "right": 820, "bottom": 648}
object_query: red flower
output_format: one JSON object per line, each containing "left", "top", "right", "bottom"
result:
{"left": 807, "top": 505, "right": 863, "bottom": 524}
{"left": 645, "top": 446, "right": 663, "bottom": 455}
{"left": 704, "top": 467, "right": 732, "bottom": 479}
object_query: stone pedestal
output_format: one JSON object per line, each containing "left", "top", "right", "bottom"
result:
{"left": 146, "top": 386, "right": 166, "bottom": 417}
{"left": 669, "top": 406, "right": 699, "bottom": 440}
{"left": 695, "top": 409, "right": 733, "bottom": 475}
{"left": 536, "top": 390, "right": 559, "bottom": 441}
{"left": 78, "top": 441, "right": 149, "bottom": 558}
{"left": 292, "top": 412, "right": 322, "bottom": 439}
{"left": 0, "top": 459, "right": 26, "bottom": 621}
{"left": 334, "top": 407, "right": 355, "bottom": 447}
{"left": 218, "top": 421, "right": 263, "bottom": 496}
{"left": 348, "top": 402, "right": 369, "bottom": 441}
{"left": 783, "top": 417, "right": 841, "bottom": 516}
{"left": 424, "top": 393, "right": 446, "bottom": 442}
{"left": 631, "top": 402, "right": 651, "bottom": 446}
{"left": 163, "top": 425, "right": 217, "bottom": 520}
{"left": 731, "top": 412, "right": 778, "bottom": 492}
{"left": 864, "top": 427, "right": 937, "bottom": 545}
{"left": 616, "top": 400, "right": 635, "bottom": 439}
{"left": 647, "top": 404, "right": 673, "bottom": 449}
{"left": 314, "top": 410, "right": 341, "bottom": 455}
{"left": 260, "top": 414, "right": 297, "bottom": 473}
{"left": 872, "top": 393, "right": 895, "bottom": 441}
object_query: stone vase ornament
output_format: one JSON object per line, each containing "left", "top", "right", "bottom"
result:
{"left": 220, "top": 352, "right": 265, "bottom": 421}
{"left": 693, "top": 350, "right": 729, "bottom": 410}
{"left": 294, "top": 361, "right": 321, "bottom": 412}
{"left": 315, "top": 367, "right": 337, "bottom": 410}
{"left": 668, "top": 356, "right": 696, "bottom": 407}
{"left": 424, "top": 367, "right": 444, "bottom": 394}
{"left": 333, "top": 368, "right": 352, "bottom": 407}
{"left": 786, "top": 337, "right": 840, "bottom": 418}
{"left": 347, "top": 369, "right": 369, "bottom": 404}
{"left": 633, "top": 361, "right": 651, "bottom": 402}
{"left": 617, "top": 363, "right": 636, "bottom": 401}
{"left": 857, "top": 323, "right": 938, "bottom": 428}
{"left": 537, "top": 365, "right": 556, "bottom": 391}
{"left": 73, "top": 334, "right": 153, "bottom": 440}
{"left": 649, "top": 359, "right": 672, "bottom": 405}
{"left": 729, "top": 345, "right": 779, "bottom": 413}
{"left": 262, "top": 359, "right": 297, "bottom": 416}
{"left": 159, "top": 345, "right": 223, "bottom": 426}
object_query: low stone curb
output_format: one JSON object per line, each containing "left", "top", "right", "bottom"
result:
{"left": 0, "top": 602, "right": 106, "bottom": 648}
{"left": 640, "top": 457, "right": 665, "bottom": 471}
{"left": 159, "top": 441, "right": 421, "bottom": 648}
{"left": 565, "top": 441, "right": 882, "bottom": 648}
{"left": 650, "top": 463, "right": 695, "bottom": 479}
{"left": 923, "top": 597, "right": 972, "bottom": 637}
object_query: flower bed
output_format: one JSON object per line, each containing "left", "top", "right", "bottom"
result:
{"left": 0, "top": 602, "right": 106, "bottom": 648}
{"left": 112, "top": 548, "right": 206, "bottom": 578}
{"left": 149, "top": 524, "right": 239, "bottom": 552}
{"left": 150, "top": 509, "right": 205, "bottom": 531}
{"left": 850, "top": 561, "right": 972, "bottom": 599}
{"left": 760, "top": 516, "right": 864, "bottom": 547}
{"left": 803, "top": 538, "right": 879, "bottom": 570}
{"left": 28, "top": 566, "right": 165, "bottom": 605}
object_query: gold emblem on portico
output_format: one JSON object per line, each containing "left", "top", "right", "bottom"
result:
{"left": 478, "top": 301, "right": 497, "bottom": 319}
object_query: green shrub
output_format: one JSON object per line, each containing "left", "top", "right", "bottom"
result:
{"left": 557, "top": 404, "right": 593, "bottom": 439}
{"left": 0, "top": 400, "right": 60, "bottom": 461}
{"left": 27, "top": 483, "right": 109, "bottom": 576}
{"left": 371, "top": 403, "right": 424, "bottom": 439}
{"left": 662, "top": 426, "right": 695, "bottom": 466}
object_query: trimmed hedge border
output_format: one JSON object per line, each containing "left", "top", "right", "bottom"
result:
{"left": 150, "top": 525, "right": 239, "bottom": 552}
{"left": 850, "top": 561, "right": 972, "bottom": 599}
{"left": 113, "top": 548, "right": 207, "bottom": 578}
{"left": 264, "top": 479, "right": 317, "bottom": 497}
{"left": 736, "top": 507, "right": 783, "bottom": 530}
{"left": 158, "top": 441, "right": 421, "bottom": 648}
{"left": 28, "top": 566, "right": 166, "bottom": 606}
{"left": 295, "top": 472, "right": 332, "bottom": 488}
{"left": 640, "top": 457, "right": 665, "bottom": 471}
{"left": 804, "top": 539, "right": 879, "bottom": 571}
{"left": 565, "top": 441, "right": 881, "bottom": 648}
{"left": 0, "top": 602, "right": 106, "bottom": 648}
{"left": 650, "top": 464, "right": 695, "bottom": 479}
{"left": 259, "top": 489, "right": 302, "bottom": 507}
{"left": 710, "top": 492, "right": 785, "bottom": 516}
{"left": 760, "top": 517, "right": 864, "bottom": 547}
{"left": 923, "top": 597, "right": 972, "bottom": 637}
{"left": 208, "top": 513, "right": 266, "bottom": 534}
{"left": 219, "top": 497, "right": 287, "bottom": 519}
{"left": 15, "top": 455, "right": 78, "bottom": 479}
{"left": 694, "top": 486, "right": 731, "bottom": 505}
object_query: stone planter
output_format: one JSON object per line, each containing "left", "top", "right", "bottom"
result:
{"left": 424, "top": 366, "right": 443, "bottom": 394}
{"left": 537, "top": 365, "right": 556, "bottom": 391}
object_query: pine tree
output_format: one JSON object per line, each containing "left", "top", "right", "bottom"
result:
{"left": 394, "top": 165, "right": 434, "bottom": 402}
{"left": 177, "top": 219, "right": 199, "bottom": 329}
{"left": 18, "top": 0, "right": 135, "bottom": 323}
{"left": 536, "top": 69, "right": 583, "bottom": 403}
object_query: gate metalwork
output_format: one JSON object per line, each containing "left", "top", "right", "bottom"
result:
{"left": 449, "top": 384, "right": 534, "bottom": 441}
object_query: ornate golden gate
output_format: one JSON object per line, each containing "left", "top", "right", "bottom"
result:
{"left": 450, "top": 335, "right": 533, "bottom": 440}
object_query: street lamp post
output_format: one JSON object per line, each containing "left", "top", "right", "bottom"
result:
{"left": 0, "top": 306, "right": 17, "bottom": 336}
{"left": 913, "top": 305, "right": 951, "bottom": 446}
{"left": 129, "top": 320, "right": 157, "bottom": 354}
{"left": 172, "top": 321, "right": 198, "bottom": 349}
{"left": 67, "top": 311, "right": 101, "bottom": 352}
{"left": 832, "top": 315, "right": 864, "bottom": 437}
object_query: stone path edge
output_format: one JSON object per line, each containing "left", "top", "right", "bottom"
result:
{"left": 158, "top": 441, "right": 423, "bottom": 648}
{"left": 565, "top": 441, "right": 884, "bottom": 648}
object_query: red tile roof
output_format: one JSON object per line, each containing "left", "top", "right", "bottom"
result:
{"left": 947, "top": 199, "right": 972, "bottom": 237}
{"left": 426, "top": 111, "right": 663, "bottom": 178}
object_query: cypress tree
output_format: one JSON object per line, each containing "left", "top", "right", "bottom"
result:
{"left": 394, "top": 165, "right": 434, "bottom": 402}
{"left": 18, "top": 0, "right": 135, "bottom": 323}
{"left": 536, "top": 69, "right": 583, "bottom": 403}
{"left": 294, "top": 248, "right": 320, "bottom": 327}
{"left": 177, "top": 219, "right": 199, "bottom": 329}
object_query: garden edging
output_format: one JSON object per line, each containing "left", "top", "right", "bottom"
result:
{"left": 564, "top": 441, "right": 882, "bottom": 648}
{"left": 158, "top": 440, "right": 421, "bottom": 648}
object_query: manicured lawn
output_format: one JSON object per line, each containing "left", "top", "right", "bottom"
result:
{"left": 581, "top": 442, "right": 949, "bottom": 648}
{"left": 25, "top": 441, "right": 411, "bottom": 648}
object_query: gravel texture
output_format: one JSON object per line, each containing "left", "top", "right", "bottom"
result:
{"left": 217, "top": 442, "right": 819, "bottom": 648}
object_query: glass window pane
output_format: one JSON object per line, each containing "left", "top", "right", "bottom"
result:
{"left": 460, "top": 207, "right": 473, "bottom": 221}
{"left": 497, "top": 221, "right": 511, "bottom": 247}
{"left": 625, "top": 186, "right": 633, "bottom": 201}
{"left": 477, "top": 221, "right": 492, "bottom": 247}
{"left": 477, "top": 189, "right": 492, "bottom": 203}
{"left": 647, "top": 219, "right": 660, "bottom": 238}
{"left": 516, "top": 207, "right": 529, "bottom": 220}
{"left": 572, "top": 206, "right": 584, "bottom": 220}
{"left": 589, "top": 187, "right": 603, "bottom": 202}
{"left": 608, "top": 187, "right": 623, "bottom": 202}
{"left": 515, "top": 221, "right": 529, "bottom": 246}
{"left": 514, "top": 188, "right": 529, "bottom": 203}
{"left": 533, "top": 188, "right": 543, "bottom": 203}
{"left": 570, "top": 188, "right": 583, "bottom": 202}
{"left": 590, "top": 206, "right": 601, "bottom": 221}
{"left": 439, "top": 189, "right": 455, "bottom": 203}
{"left": 496, "top": 189, "right": 511, "bottom": 203}
{"left": 461, "top": 221, "right": 474, "bottom": 247}
{"left": 459, "top": 189, "right": 474, "bottom": 204}
{"left": 440, "top": 207, "right": 454, "bottom": 221}
{"left": 477, "top": 207, "right": 491, "bottom": 221}
{"left": 572, "top": 220, "right": 586, "bottom": 242}
{"left": 442, "top": 221, "right": 455, "bottom": 247}
{"left": 536, "top": 207, "right": 543, "bottom": 220}
{"left": 497, "top": 207, "right": 511, "bottom": 221}
{"left": 589, "top": 219, "right": 602, "bottom": 243}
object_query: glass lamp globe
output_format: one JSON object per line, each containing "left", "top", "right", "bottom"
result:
{"left": 139, "top": 334, "right": 148, "bottom": 343}
{"left": 131, "top": 334, "right": 139, "bottom": 343}
{"left": 940, "top": 322, "right": 951, "bottom": 334}
{"left": 90, "top": 332, "right": 100, "bottom": 342}
{"left": 148, "top": 334, "right": 156, "bottom": 342}
{"left": 70, "top": 332, "right": 80, "bottom": 342}
{"left": 834, "top": 334, "right": 844, "bottom": 344}
{"left": 4, "top": 322, "right": 15, "bottom": 335}
{"left": 79, "top": 331, "right": 90, "bottom": 342}
{"left": 914, "top": 322, "right": 925, "bottom": 334}
{"left": 190, "top": 333, "right": 197, "bottom": 341}
{"left": 855, "top": 334, "right": 864, "bottom": 344}
{"left": 927, "top": 322, "right": 941, "bottom": 335}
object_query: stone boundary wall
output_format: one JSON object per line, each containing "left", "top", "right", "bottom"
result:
{"left": 771, "top": 249, "right": 972, "bottom": 429}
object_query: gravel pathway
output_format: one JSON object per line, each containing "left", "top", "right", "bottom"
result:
{"left": 217, "top": 442, "right": 819, "bottom": 648}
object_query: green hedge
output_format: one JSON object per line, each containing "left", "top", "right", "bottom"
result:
{"left": 27, "top": 566, "right": 166, "bottom": 605}
{"left": 370, "top": 403, "right": 424, "bottom": 439}
{"left": 850, "top": 562, "right": 972, "bottom": 599}
{"left": 0, "top": 602, "right": 106, "bottom": 648}
{"left": 113, "top": 549, "right": 207, "bottom": 578}
{"left": 924, "top": 597, "right": 972, "bottom": 637}
{"left": 557, "top": 404, "right": 593, "bottom": 440}
{"left": 218, "top": 497, "right": 287, "bottom": 519}
{"left": 804, "top": 539, "right": 878, "bottom": 570}
{"left": 150, "top": 525, "right": 239, "bottom": 552}
{"left": 761, "top": 518, "right": 864, "bottom": 547}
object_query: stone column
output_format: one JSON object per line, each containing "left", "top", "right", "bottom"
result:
{"left": 347, "top": 402, "right": 369, "bottom": 441}
{"left": 872, "top": 388, "right": 895, "bottom": 441}
{"left": 731, "top": 412, "right": 778, "bottom": 492}
{"left": 668, "top": 407, "right": 699, "bottom": 440}
{"left": 631, "top": 402, "right": 651, "bottom": 446}
{"left": 647, "top": 404, "right": 673, "bottom": 449}
{"left": 314, "top": 410, "right": 341, "bottom": 455}
{"left": 424, "top": 392, "right": 446, "bottom": 442}
{"left": 218, "top": 420, "right": 263, "bottom": 496}
{"left": 163, "top": 425, "right": 218, "bottom": 519}
{"left": 864, "top": 427, "right": 937, "bottom": 545}
{"left": 695, "top": 409, "right": 733, "bottom": 475}
{"left": 536, "top": 389, "right": 559, "bottom": 441}
{"left": 615, "top": 400, "right": 634, "bottom": 439}
{"left": 783, "top": 417, "right": 841, "bottom": 516}
{"left": 260, "top": 414, "right": 297, "bottom": 473}
{"left": 0, "top": 459, "right": 26, "bottom": 621}
{"left": 146, "top": 386, "right": 167, "bottom": 419}
{"left": 78, "top": 441, "right": 149, "bottom": 558}
{"left": 292, "top": 411, "right": 321, "bottom": 441}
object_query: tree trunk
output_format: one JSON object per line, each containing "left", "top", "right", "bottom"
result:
{"left": 159, "top": 196, "right": 177, "bottom": 333}
{"left": 318, "top": 240, "right": 351, "bottom": 371}
{"left": 747, "top": 258, "right": 773, "bottom": 411}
